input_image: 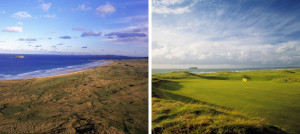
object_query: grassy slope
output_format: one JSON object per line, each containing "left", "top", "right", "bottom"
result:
{"left": 153, "top": 69, "right": 300, "bottom": 133}
{"left": 0, "top": 59, "right": 148, "bottom": 134}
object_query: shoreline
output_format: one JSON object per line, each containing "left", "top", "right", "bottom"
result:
{"left": 0, "top": 60, "right": 114, "bottom": 81}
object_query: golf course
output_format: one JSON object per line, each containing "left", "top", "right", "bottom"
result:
{"left": 152, "top": 69, "right": 300, "bottom": 134}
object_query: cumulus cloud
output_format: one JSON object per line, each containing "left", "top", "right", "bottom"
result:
{"left": 96, "top": 3, "right": 116, "bottom": 17}
{"left": 72, "top": 26, "right": 86, "bottom": 31}
{"left": 40, "top": 3, "right": 52, "bottom": 12}
{"left": 59, "top": 36, "right": 71, "bottom": 39}
{"left": 2, "top": 26, "right": 22, "bottom": 32}
{"left": 11, "top": 12, "right": 32, "bottom": 19}
{"left": 44, "top": 14, "right": 56, "bottom": 18}
{"left": 81, "top": 31, "right": 101, "bottom": 37}
{"left": 18, "top": 38, "right": 37, "bottom": 41}
{"left": 77, "top": 3, "right": 92, "bottom": 11}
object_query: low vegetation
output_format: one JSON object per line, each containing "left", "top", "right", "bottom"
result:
{"left": 153, "top": 69, "right": 300, "bottom": 133}
{"left": 0, "top": 59, "right": 148, "bottom": 133}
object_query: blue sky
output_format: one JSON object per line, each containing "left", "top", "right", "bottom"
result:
{"left": 0, "top": 0, "right": 148, "bottom": 56}
{"left": 152, "top": 0, "right": 300, "bottom": 68}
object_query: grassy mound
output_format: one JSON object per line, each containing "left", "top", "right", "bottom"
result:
{"left": 153, "top": 71, "right": 199, "bottom": 79}
{"left": 152, "top": 98, "right": 286, "bottom": 134}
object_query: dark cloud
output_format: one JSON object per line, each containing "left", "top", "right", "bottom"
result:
{"left": 105, "top": 32, "right": 146, "bottom": 38}
{"left": 35, "top": 45, "right": 42, "bottom": 47}
{"left": 52, "top": 46, "right": 56, "bottom": 48}
{"left": 72, "top": 26, "right": 86, "bottom": 31}
{"left": 48, "top": 37, "right": 52, "bottom": 39}
{"left": 82, "top": 46, "right": 87, "bottom": 48}
{"left": 18, "top": 38, "right": 37, "bottom": 41}
{"left": 59, "top": 36, "right": 71, "bottom": 39}
{"left": 81, "top": 31, "right": 101, "bottom": 37}
{"left": 56, "top": 43, "right": 64, "bottom": 45}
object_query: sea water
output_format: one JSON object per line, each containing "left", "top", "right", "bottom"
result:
{"left": 0, "top": 54, "right": 141, "bottom": 80}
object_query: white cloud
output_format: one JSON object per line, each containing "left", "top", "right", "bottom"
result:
{"left": 152, "top": 0, "right": 195, "bottom": 14}
{"left": 152, "top": 24, "right": 300, "bottom": 68}
{"left": 44, "top": 14, "right": 56, "bottom": 18}
{"left": 11, "top": 12, "right": 32, "bottom": 19}
{"left": 153, "top": 6, "right": 191, "bottom": 14}
{"left": 152, "top": 1, "right": 300, "bottom": 68}
{"left": 77, "top": 3, "right": 92, "bottom": 11}
{"left": 40, "top": 3, "right": 52, "bottom": 12}
{"left": 153, "top": 0, "right": 184, "bottom": 6}
{"left": 17, "top": 22, "right": 23, "bottom": 25}
{"left": 2, "top": 26, "right": 23, "bottom": 32}
{"left": 96, "top": 3, "right": 116, "bottom": 17}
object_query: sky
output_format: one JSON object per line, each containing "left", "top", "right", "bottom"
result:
{"left": 0, "top": 0, "right": 148, "bottom": 57}
{"left": 152, "top": 0, "right": 300, "bottom": 68}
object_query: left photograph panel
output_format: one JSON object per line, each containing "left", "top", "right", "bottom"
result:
{"left": 0, "top": 0, "right": 148, "bottom": 133}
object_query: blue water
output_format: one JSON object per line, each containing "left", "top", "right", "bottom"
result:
{"left": 0, "top": 54, "right": 143, "bottom": 80}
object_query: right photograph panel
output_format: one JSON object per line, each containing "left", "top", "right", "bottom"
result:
{"left": 152, "top": 0, "right": 300, "bottom": 133}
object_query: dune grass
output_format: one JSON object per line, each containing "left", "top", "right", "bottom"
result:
{"left": 152, "top": 98, "right": 286, "bottom": 134}
{"left": 0, "top": 59, "right": 148, "bottom": 133}
{"left": 153, "top": 69, "right": 300, "bottom": 133}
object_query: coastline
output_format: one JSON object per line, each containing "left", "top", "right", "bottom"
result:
{"left": 0, "top": 59, "right": 148, "bottom": 133}
{"left": 0, "top": 60, "right": 114, "bottom": 81}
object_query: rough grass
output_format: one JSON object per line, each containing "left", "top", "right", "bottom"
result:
{"left": 153, "top": 69, "right": 300, "bottom": 133}
{"left": 0, "top": 59, "right": 148, "bottom": 133}
{"left": 152, "top": 98, "right": 286, "bottom": 134}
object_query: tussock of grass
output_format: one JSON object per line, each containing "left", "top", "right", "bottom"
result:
{"left": 152, "top": 98, "right": 286, "bottom": 134}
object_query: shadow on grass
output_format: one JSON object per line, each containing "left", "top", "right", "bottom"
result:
{"left": 152, "top": 79, "right": 232, "bottom": 110}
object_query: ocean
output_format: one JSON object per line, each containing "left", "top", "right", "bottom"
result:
{"left": 152, "top": 68, "right": 295, "bottom": 74}
{"left": 0, "top": 54, "right": 143, "bottom": 80}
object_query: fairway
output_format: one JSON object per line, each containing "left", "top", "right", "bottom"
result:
{"left": 153, "top": 69, "right": 300, "bottom": 133}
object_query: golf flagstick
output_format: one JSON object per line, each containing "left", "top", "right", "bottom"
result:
{"left": 241, "top": 78, "right": 247, "bottom": 91}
